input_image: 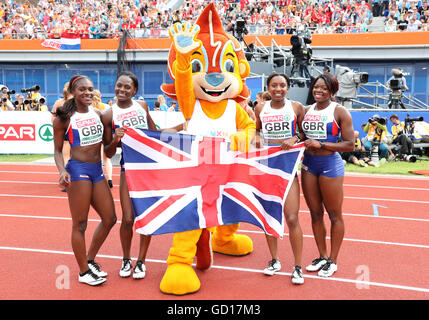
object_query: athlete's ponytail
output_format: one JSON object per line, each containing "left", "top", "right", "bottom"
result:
{"left": 56, "top": 97, "right": 77, "bottom": 122}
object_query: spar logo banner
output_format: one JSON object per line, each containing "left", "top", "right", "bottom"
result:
{"left": 0, "top": 112, "right": 54, "bottom": 154}
{"left": 0, "top": 124, "right": 36, "bottom": 141}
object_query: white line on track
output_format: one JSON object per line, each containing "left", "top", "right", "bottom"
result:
{"left": 0, "top": 245, "right": 428, "bottom": 294}
{"left": 344, "top": 184, "right": 429, "bottom": 191}
{"left": 0, "top": 180, "right": 57, "bottom": 185}
{"left": 1, "top": 192, "right": 429, "bottom": 205}
{"left": 343, "top": 196, "right": 429, "bottom": 204}
{"left": 0, "top": 170, "right": 121, "bottom": 177}
{"left": 2, "top": 178, "right": 429, "bottom": 192}
{"left": 1, "top": 213, "right": 428, "bottom": 249}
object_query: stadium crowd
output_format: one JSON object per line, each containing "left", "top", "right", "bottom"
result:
{"left": 0, "top": 0, "right": 428, "bottom": 40}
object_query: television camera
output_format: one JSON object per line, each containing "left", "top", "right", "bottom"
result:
{"left": 289, "top": 32, "right": 313, "bottom": 86}
{"left": 234, "top": 16, "right": 248, "bottom": 42}
{"left": 335, "top": 65, "right": 369, "bottom": 108}
{"left": 388, "top": 69, "right": 407, "bottom": 109}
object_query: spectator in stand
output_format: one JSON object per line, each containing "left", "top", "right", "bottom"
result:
{"left": 407, "top": 17, "right": 421, "bottom": 30}
{"left": 157, "top": 94, "right": 168, "bottom": 111}
{"left": 385, "top": 17, "right": 397, "bottom": 31}
{"left": 0, "top": 0, "right": 428, "bottom": 39}
{"left": 397, "top": 13, "right": 409, "bottom": 30}
{"left": 373, "top": 0, "right": 381, "bottom": 17}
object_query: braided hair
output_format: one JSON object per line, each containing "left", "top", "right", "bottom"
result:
{"left": 55, "top": 75, "right": 90, "bottom": 122}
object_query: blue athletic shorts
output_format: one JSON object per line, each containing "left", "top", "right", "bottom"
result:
{"left": 301, "top": 152, "right": 344, "bottom": 178}
{"left": 65, "top": 159, "right": 105, "bottom": 184}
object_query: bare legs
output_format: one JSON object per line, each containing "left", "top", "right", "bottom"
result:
{"left": 119, "top": 171, "right": 151, "bottom": 263}
{"left": 68, "top": 179, "right": 116, "bottom": 274}
{"left": 301, "top": 170, "right": 345, "bottom": 264}
{"left": 265, "top": 177, "right": 303, "bottom": 266}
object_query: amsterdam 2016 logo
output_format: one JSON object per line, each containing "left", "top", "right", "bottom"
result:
{"left": 39, "top": 124, "right": 54, "bottom": 142}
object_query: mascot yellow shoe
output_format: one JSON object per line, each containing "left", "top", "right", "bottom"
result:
{"left": 212, "top": 224, "right": 253, "bottom": 256}
{"left": 159, "top": 3, "right": 255, "bottom": 296}
{"left": 160, "top": 229, "right": 202, "bottom": 295}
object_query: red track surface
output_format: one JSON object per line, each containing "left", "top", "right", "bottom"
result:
{"left": 1, "top": 163, "right": 429, "bottom": 301}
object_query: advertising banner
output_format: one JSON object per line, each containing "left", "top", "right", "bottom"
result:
{"left": 0, "top": 112, "right": 54, "bottom": 154}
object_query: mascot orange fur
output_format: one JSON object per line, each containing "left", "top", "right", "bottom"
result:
{"left": 159, "top": 3, "right": 256, "bottom": 295}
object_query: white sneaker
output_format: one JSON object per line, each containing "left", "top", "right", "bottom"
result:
{"left": 133, "top": 260, "right": 146, "bottom": 279}
{"left": 119, "top": 258, "right": 132, "bottom": 278}
{"left": 78, "top": 270, "right": 106, "bottom": 286}
{"left": 318, "top": 259, "right": 338, "bottom": 277}
{"left": 263, "top": 259, "right": 281, "bottom": 276}
{"left": 291, "top": 266, "right": 304, "bottom": 285}
{"left": 306, "top": 256, "right": 328, "bottom": 272}
{"left": 88, "top": 260, "right": 108, "bottom": 277}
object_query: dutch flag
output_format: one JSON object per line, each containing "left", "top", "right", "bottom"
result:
{"left": 42, "top": 32, "right": 81, "bottom": 50}
{"left": 60, "top": 32, "right": 81, "bottom": 50}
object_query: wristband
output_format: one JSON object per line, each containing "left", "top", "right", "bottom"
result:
{"left": 319, "top": 141, "right": 325, "bottom": 149}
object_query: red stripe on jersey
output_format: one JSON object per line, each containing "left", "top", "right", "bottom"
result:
{"left": 67, "top": 125, "right": 73, "bottom": 145}
{"left": 332, "top": 120, "right": 339, "bottom": 137}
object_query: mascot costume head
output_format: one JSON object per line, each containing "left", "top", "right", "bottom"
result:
{"left": 159, "top": 3, "right": 255, "bottom": 295}
{"left": 161, "top": 3, "right": 251, "bottom": 118}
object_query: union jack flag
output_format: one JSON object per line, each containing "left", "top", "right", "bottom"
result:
{"left": 121, "top": 128, "right": 304, "bottom": 238}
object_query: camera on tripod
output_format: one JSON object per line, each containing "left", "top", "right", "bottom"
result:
{"left": 335, "top": 65, "right": 369, "bottom": 108}
{"left": 234, "top": 16, "right": 248, "bottom": 41}
{"left": 290, "top": 33, "right": 312, "bottom": 62}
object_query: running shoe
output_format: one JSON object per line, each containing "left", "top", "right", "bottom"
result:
{"left": 133, "top": 260, "right": 146, "bottom": 279}
{"left": 263, "top": 259, "right": 281, "bottom": 276}
{"left": 291, "top": 266, "right": 304, "bottom": 285}
{"left": 119, "top": 258, "right": 132, "bottom": 278}
{"left": 88, "top": 260, "right": 107, "bottom": 277}
{"left": 358, "top": 159, "right": 368, "bottom": 167}
{"left": 318, "top": 259, "right": 337, "bottom": 277}
{"left": 78, "top": 269, "right": 106, "bottom": 286}
{"left": 306, "top": 256, "right": 327, "bottom": 272}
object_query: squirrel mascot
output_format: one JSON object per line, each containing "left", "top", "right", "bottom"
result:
{"left": 159, "top": 3, "right": 256, "bottom": 295}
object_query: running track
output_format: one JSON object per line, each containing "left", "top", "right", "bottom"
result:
{"left": 1, "top": 163, "right": 429, "bottom": 301}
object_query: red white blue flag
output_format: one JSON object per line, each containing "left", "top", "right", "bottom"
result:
{"left": 41, "top": 32, "right": 81, "bottom": 50}
{"left": 121, "top": 128, "right": 304, "bottom": 238}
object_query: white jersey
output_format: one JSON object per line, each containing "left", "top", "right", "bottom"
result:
{"left": 111, "top": 100, "right": 148, "bottom": 131}
{"left": 302, "top": 101, "right": 340, "bottom": 143}
{"left": 260, "top": 99, "right": 296, "bottom": 140}
{"left": 186, "top": 99, "right": 237, "bottom": 138}
{"left": 66, "top": 107, "right": 103, "bottom": 147}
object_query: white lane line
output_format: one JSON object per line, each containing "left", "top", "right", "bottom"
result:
{"left": 2, "top": 192, "right": 429, "bottom": 206}
{"left": 0, "top": 194, "right": 120, "bottom": 202}
{"left": 1, "top": 213, "right": 428, "bottom": 249}
{"left": 344, "top": 184, "right": 429, "bottom": 191}
{"left": 0, "top": 180, "right": 57, "bottom": 185}
{"left": 0, "top": 245, "right": 428, "bottom": 294}
{"left": 0, "top": 170, "right": 121, "bottom": 176}
{"left": 240, "top": 229, "right": 429, "bottom": 249}
{"left": 2, "top": 179, "right": 428, "bottom": 192}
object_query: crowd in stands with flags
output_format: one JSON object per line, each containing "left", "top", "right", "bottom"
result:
{"left": 0, "top": 0, "right": 428, "bottom": 40}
